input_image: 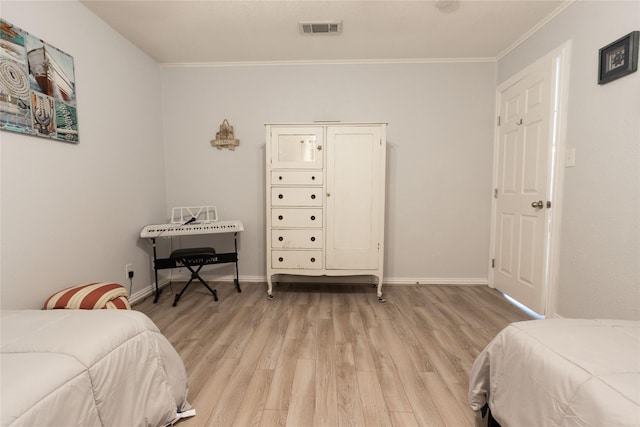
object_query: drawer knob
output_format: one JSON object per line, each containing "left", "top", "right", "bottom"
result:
{"left": 310, "top": 257, "right": 316, "bottom": 262}
{"left": 310, "top": 215, "right": 316, "bottom": 221}
{"left": 278, "top": 194, "right": 283, "bottom": 199}
{"left": 311, "top": 176, "right": 316, "bottom": 180}
{"left": 278, "top": 236, "right": 284, "bottom": 241}
{"left": 278, "top": 215, "right": 283, "bottom": 220}
{"left": 278, "top": 176, "right": 283, "bottom": 180}
{"left": 311, "top": 194, "right": 316, "bottom": 199}
{"left": 310, "top": 236, "right": 316, "bottom": 242}
{"left": 278, "top": 257, "right": 284, "bottom": 262}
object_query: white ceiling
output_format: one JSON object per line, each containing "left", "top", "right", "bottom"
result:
{"left": 80, "top": 0, "right": 572, "bottom": 65}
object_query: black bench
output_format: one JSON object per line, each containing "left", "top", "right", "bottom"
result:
{"left": 170, "top": 247, "right": 219, "bottom": 306}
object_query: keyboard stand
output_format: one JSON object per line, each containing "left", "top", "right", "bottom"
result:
{"left": 149, "top": 231, "right": 242, "bottom": 304}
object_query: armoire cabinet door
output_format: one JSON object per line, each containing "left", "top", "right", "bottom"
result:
{"left": 269, "top": 127, "right": 324, "bottom": 169}
{"left": 325, "top": 125, "right": 385, "bottom": 269}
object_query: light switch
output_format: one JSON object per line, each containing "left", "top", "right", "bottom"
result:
{"left": 565, "top": 148, "right": 576, "bottom": 167}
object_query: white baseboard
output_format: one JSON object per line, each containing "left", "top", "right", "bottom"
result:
{"left": 129, "top": 280, "right": 166, "bottom": 305}
{"left": 268, "top": 276, "right": 488, "bottom": 286}
{"left": 129, "top": 275, "right": 262, "bottom": 305}
{"left": 384, "top": 277, "right": 489, "bottom": 286}
{"left": 129, "top": 274, "right": 489, "bottom": 304}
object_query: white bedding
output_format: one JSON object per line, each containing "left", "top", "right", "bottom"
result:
{"left": 469, "top": 319, "right": 640, "bottom": 427}
{"left": 1, "top": 309, "right": 191, "bottom": 427}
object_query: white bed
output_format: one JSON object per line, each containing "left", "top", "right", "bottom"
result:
{"left": 469, "top": 318, "right": 640, "bottom": 427}
{"left": 1, "top": 309, "right": 191, "bottom": 427}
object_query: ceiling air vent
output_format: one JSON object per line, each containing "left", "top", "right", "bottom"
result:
{"left": 299, "top": 21, "right": 342, "bottom": 35}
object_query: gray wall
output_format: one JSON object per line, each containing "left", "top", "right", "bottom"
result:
{"left": 160, "top": 62, "right": 497, "bottom": 285}
{"left": 1, "top": 1, "right": 167, "bottom": 308}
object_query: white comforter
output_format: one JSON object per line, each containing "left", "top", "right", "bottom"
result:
{"left": 1, "top": 309, "right": 191, "bottom": 427}
{"left": 469, "top": 319, "right": 640, "bottom": 427}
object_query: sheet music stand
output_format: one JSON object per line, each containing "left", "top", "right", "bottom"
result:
{"left": 171, "top": 206, "right": 218, "bottom": 224}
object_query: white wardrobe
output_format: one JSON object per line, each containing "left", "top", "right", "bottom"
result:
{"left": 265, "top": 122, "right": 387, "bottom": 301}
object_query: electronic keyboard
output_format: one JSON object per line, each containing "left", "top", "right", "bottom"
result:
{"left": 140, "top": 220, "right": 244, "bottom": 238}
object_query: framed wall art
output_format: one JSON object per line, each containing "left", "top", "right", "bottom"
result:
{"left": 0, "top": 19, "right": 79, "bottom": 143}
{"left": 598, "top": 30, "right": 639, "bottom": 85}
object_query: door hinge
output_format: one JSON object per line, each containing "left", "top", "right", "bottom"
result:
{"left": 547, "top": 201, "right": 552, "bottom": 209}
{"left": 497, "top": 115, "right": 501, "bottom": 126}
{"left": 494, "top": 188, "right": 498, "bottom": 198}
{"left": 491, "top": 258, "right": 495, "bottom": 268}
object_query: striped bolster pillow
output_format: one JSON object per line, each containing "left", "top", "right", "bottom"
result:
{"left": 43, "top": 282, "right": 131, "bottom": 310}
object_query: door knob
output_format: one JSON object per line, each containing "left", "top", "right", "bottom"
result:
{"left": 531, "top": 200, "right": 544, "bottom": 209}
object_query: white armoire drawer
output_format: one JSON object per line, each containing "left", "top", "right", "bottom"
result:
{"left": 271, "top": 229, "right": 323, "bottom": 249}
{"left": 272, "top": 208, "right": 323, "bottom": 228}
{"left": 271, "top": 171, "right": 323, "bottom": 186}
{"left": 271, "top": 188, "right": 322, "bottom": 207}
{"left": 272, "top": 250, "right": 323, "bottom": 269}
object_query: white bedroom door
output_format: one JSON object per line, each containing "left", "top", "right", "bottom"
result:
{"left": 493, "top": 58, "right": 555, "bottom": 315}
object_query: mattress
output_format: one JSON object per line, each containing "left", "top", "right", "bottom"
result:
{"left": 468, "top": 318, "right": 640, "bottom": 427}
{"left": 1, "top": 309, "right": 191, "bottom": 427}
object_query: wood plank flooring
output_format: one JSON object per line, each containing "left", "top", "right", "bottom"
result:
{"left": 134, "top": 282, "right": 531, "bottom": 427}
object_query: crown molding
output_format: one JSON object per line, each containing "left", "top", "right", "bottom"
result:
{"left": 496, "top": 0, "right": 576, "bottom": 61}
{"left": 160, "top": 57, "right": 497, "bottom": 69}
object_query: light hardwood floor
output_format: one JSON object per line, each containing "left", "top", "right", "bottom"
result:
{"left": 135, "top": 282, "right": 531, "bottom": 427}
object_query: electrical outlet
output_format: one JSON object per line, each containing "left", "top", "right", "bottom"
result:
{"left": 125, "top": 264, "right": 132, "bottom": 277}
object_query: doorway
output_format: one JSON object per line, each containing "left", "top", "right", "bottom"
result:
{"left": 489, "top": 43, "right": 571, "bottom": 316}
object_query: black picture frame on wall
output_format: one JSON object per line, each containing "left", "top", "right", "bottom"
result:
{"left": 598, "top": 30, "right": 639, "bottom": 85}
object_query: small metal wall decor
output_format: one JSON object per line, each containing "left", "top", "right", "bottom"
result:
{"left": 0, "top": 19, "right": 79, "bottom": 143}
{"left": 210, "top": 119, "right": 240, "bottom": 150}
{"left": 598, "top": 30, "right": 639, "bottom": 85}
